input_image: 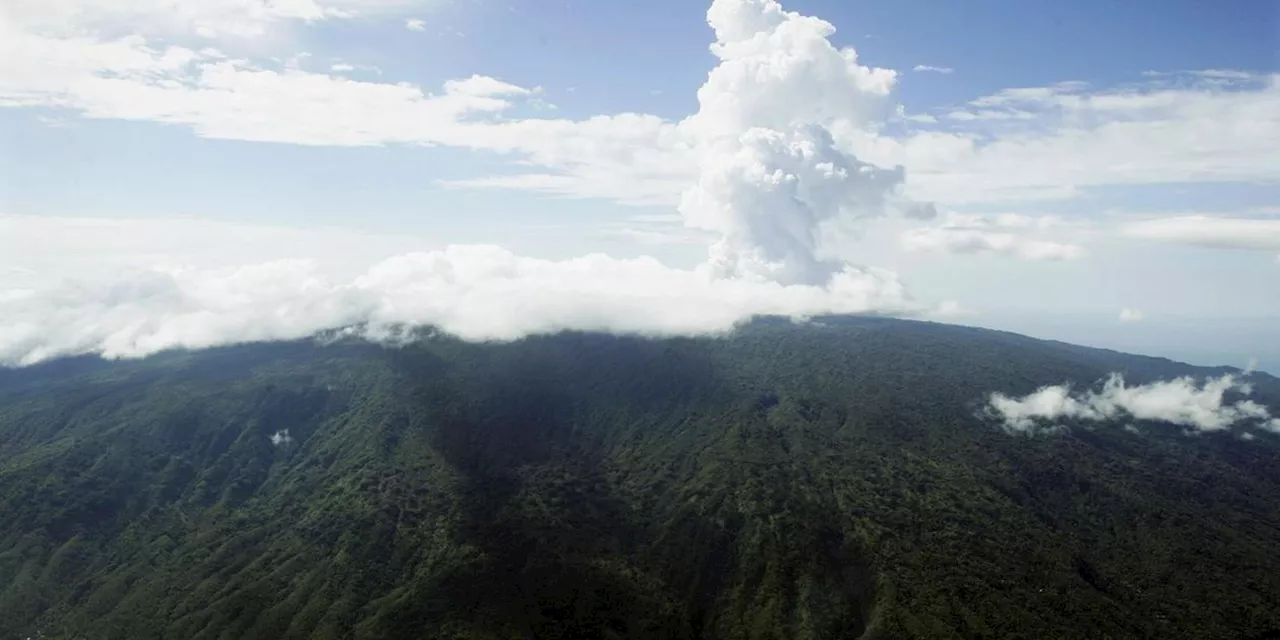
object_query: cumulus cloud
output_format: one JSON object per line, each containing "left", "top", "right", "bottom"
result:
{"left": 0, "top": 247, "right": 920, "bottom": 367}
{"left": 1119, "top": 308, "right": 1144, "bottom": 323}
{"left": 677, "top": 0, "right": 930, "bottom": 285}
{"left": 900, "top": 213, "right": 1086, "bottom": 260}
{"left": 270, "top": 429, "right": 294, "bottom": 446}
{"left": 987, "top": 374, "right": 1275, "bottom": 433}
{"left": 912, "top": 65, "right": 953, "bottom": 74}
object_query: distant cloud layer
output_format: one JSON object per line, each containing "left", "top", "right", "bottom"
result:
{"left": 1123, "top": 216, "right": 1280, "bottom": 259}
{"left": 987, "top": 373, "right": 1277, "bottom": 434}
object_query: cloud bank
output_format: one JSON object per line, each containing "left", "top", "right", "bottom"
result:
{"left": 987, "top": 373, "right": 1276, "bottom": 434}
{"left": 0, "top": 247, "right": 919, "bottom": 367}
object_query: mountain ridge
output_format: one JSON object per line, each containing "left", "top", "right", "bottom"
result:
{"left": 1, "top": 316, "right": 1277, "bottom": 639}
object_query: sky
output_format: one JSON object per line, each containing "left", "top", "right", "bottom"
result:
{"left": 1, "top": 0, "right": 1278, "bottom": 371}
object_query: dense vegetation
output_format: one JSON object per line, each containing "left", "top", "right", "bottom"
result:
{"left": 1, "top": 316, "right": 1278, "bottom": 639}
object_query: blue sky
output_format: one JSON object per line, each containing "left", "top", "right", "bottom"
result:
{"left": 0, "top": 0, "right": 1277, "bottom": 369}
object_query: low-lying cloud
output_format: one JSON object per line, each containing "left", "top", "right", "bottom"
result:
{"left": 0, "top": 247, "right": 923, "bottom": 367}
{"left": 987, "top": 373, "right": 1275, "bottom": 434}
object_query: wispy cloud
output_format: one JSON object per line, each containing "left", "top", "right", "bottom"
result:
{"left": 912, "top": 65, "right": 954, "bottom": 74}
{"left": 404, "top": 17, "right": 426, "bottom": 31}
{"left": 2, "top": 0, "right": 1275, "bottom": 214}
{"left": 1122, "top": 216, "right": 1280, "bottom": 255}
{"left": 881, "top": 72, "right": 1280, "bottom": 206}
{"left": 330, "top": 62, "right": 381, "bottom": 74}
{"left": 1118, "top": 308, "right": 1144, "bottom": 323}
{"left": 901, "top": 213, "right": 1086, "bottom": 261}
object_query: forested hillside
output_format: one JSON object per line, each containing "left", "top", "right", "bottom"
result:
{"left": 1, "top": 317, "right": 1278, "bottom": 639}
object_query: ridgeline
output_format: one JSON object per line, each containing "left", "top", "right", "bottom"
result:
{"left": 1, "top": 317, "right": 1278, "bottom": 639}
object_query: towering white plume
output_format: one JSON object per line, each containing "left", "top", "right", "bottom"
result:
{"left": 679, "top": 0, "right": 932, "bottom": 285}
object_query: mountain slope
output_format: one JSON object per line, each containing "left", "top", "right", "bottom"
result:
{"left": 1, "top": 317, "right": 1278, "bottom": 639}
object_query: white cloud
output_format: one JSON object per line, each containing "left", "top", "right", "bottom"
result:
{"left": 4, "top": 0, "right": 1275, "bottom": 214}
{"left": 0, "top": 0, "right": 425, "bottom": 40}
{"left": 1122, "top": 216, "right": 1280, "bottom": 254}
{"left": 942, "top": 109, "right": 1036, "bottom": 122}
{"left": 874, "top": 72, "right": 1280, "bottom": 206}
{"left": 0, "top": 0, "right": 931, "bottom": 218}
{"left": 595, "top": 213, "right": 711, "bottom": 246}
{"left": 0, "top": 213, "right": 434, "bottom": 287}
{"left": 0, "top": 14, "right": 694, "bottom": 206}
{"left": 900, "top": 213, "right": 1086, "bottom": 261}
{"left": 0, "top": 0, "right": 940, "bottom": 366}
{"left": 6, "top": 0, "right": 1277, "bottom": 367}
{"left": 2, "top": 266, "right": 37, "bottom": 278}
{"left": 987, "top": 373, "right": 1274, "bottom": 433}
{"left": 912, "top": 65, "right": 953, "bottom": 74}
{"left": 0, "top": 247, "right": 920, "bottom": 367}
{"left": 270, "top": 429, "right": 294, "bottom": 446}
{"left": 1119, "top": 308, "right": 1144, "bottom": 323}
{"left": 404, "top": 18, "right": 425, "bottom": 31}
{"left": 596, "top": 228, "right": 706, "bottom": 246}
{"left": 927, "top": 300, "right": 973, "bottom": 319}
{"left": 677, "top": 0, "right": 928, "bottom": 285}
